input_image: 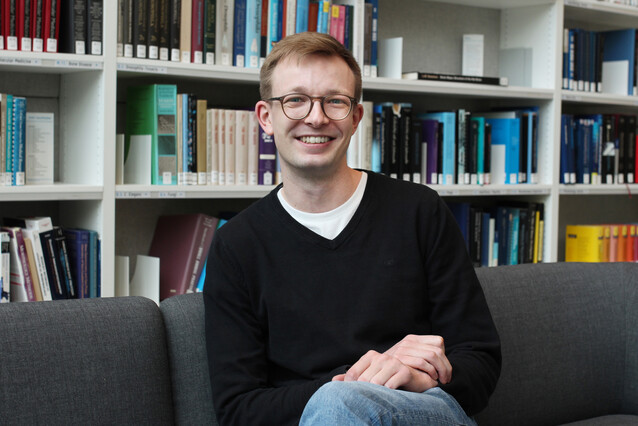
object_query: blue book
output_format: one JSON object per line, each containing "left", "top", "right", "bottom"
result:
{"left": 2, "top": 94, "right": 13, "bottom": 185}
{"left": 485, "top": 117, "right": 520, "bottom": 184}
{"left": 366, "top": 0, "right": 378, "bottom": 76}
{"left": 62, "top": 228, "right": 91, "bottom": 299}
{"left": 602, "top": 28, "right": 636, "bottom": 95}
{"left": 317, "top": 1, "right": 330, "bottom": 34}
{"left": 196, "top": 259, "right": 207, "bottom": 292}
{"left": 471, "top": 117, "right": 486, "bottom": 184}
{"left": 507, "top": 207, "right": 520, "bottom": 265}
{"left": 267, "top": 0, "right": 282, "bottom": 54}
{"left": 446, "top": 202, "right": 471, "bottom": 251}
{"left": 87, "top": 230, "right": 98, "bottom": 298}
{"left": 480, "top": 211, "right": 492, "bottom": 267}
{"left": 418, "top": 112, "right": 456, "bottom": 185}
{"left": 12, "top": 97, "right": 26, "bottom": 186}
{"left": 560, "top": 114, "right": 574, "bottom": 184}
{"left": 296, "top": 0, "right": 309, "bottom": 33}
{"left": 371, "top": 104, "right": 382, "bottom": 173}
{"left": 233, "top": 0, "right": 247, "bottom": 67}
{"left": 245, "top": 0, "right": 262, "bottom": 68}
{"left": 576, "top": 117, "right": 592, "bottom": 184}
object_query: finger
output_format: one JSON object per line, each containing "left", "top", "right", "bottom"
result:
{"left": 344, "top": 350, "right": 376, "bottom": 381}
{"left": 393, "top": 354, "right": 439, "bottom": 380}
{"left": 332, "top": 374, "right": 346, "bottom": 381}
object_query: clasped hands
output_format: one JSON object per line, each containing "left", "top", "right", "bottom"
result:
{"left": 332, "top": 335, "right": 452, "bottom": 393}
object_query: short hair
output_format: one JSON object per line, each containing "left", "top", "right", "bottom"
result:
{"left": 259, "top": 32, "right": 362, "bottom": 101}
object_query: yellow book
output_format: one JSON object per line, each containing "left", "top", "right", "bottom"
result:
{"left": 565, "top": 225, "right": 604, "bottom": 262}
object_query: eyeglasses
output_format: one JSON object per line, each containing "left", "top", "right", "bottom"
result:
{"left": 266, "top": 93, "right": 358, "bottom": 121}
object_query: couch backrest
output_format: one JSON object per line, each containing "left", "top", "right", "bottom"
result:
{"left": 475, "top": 262, "right": 638, "bottom": 426}
{"left": 160, "top": 292, "right": 218, "bottom": 426}
{"left": 0, "top": 296, "right": 174, "bottom": 425}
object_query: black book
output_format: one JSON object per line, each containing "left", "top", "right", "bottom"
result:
{"left": 147, "top": 0, "right": 159, "bottom": 59}
{"left": 158, "top": 0, "right": 170, "bottom": 60}
{"left": 170, "top": 0, "right": 181, "bottom": 61}
{"left": 402, "top": 71, "right": 508, "bottom": 86}
{"left": 87, "top": 0, "right": 102, "bottom": 55}
{"left": 132, "top": 0, "right": 148, "bottom": 58}
{"left": 59, "top": 0, "right": 86, "bottom": 54}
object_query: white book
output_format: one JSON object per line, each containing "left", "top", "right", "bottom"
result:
{"left": 206, "top": 109, "right": 218, "bottom": 185}
{"left": 124, "top": 135, "right": 152, "bottom": 185}
{"left": 286, "top": 0, "right": 297, "bottom": 37}
{"left": 358, "top": 101, "right": 374, "bottom": 171}
{"left": 5, "top": 230, "right": 27, "bottom": 302}
{"left": 235, "top": 111, "right": 249, "bottom": 185}
{"left": 129, "top": 255, "right": 160, "bottom": 305}
{"left": 224, "top": 110, "right": 237, "bottom": 185}
{"left": 218, "top": 109, "right": 226, "bottom": 185}
{"left": 216, "top": 0, "right": 235, "bottom": 66}
{"left": 0, "top": 232, "right": 11, "bottom": 303}
{"left": 25, "top": 112, "right": 54, "bottom": 185}
{"left": 114, "top": 255, "right": 130, "bottom": 297}
{"left": 21, "top": 229, "right": 52, "bottom": 301}
{"left": 180, "top": 0, "right": 193, "bottom": 63}
{"left": 248, "top": 112, "right": 260, "bottom": 186}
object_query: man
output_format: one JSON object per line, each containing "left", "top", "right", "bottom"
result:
{"left": 204, "top": 32, "right": 501, "bottom": 425}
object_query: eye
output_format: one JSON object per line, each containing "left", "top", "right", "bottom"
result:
{"left": 326, "top": 96, "right": 350, "bottom": 107}
{"left": 284, "top": 95, "right": 308, "bottom": 105}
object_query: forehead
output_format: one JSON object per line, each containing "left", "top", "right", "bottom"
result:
{"left": 271, "top": 54, "right": 356, "bottom": 96}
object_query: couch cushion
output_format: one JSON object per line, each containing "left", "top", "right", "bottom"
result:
{"left": 0, "top": 296, "right": 174, "bottom": 425}
{"left": 160, "top": 292, "right": 218, "bottom": 426}
{"left": 561, "top": 414, "right": 638, "bottom": 425}
{"left": 475, "top": 262, "right": 637, "bottom": 426}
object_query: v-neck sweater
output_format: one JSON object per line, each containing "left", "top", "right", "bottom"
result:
{"left": 204, "top": 171, "right": 501, "bottom": 426}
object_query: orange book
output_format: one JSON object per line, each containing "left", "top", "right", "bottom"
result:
{"left": 627, "top": 224, "right": 636, "bottom": 261}
{"left": 618, "top": 224, "right": 628, "bottom": 261}
{"left": 602, "top": 225, "right": 611, "bottom": 262}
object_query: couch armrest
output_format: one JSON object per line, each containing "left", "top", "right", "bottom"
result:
{"left": 160, "top": 292, "right": 218, "bottom": 426}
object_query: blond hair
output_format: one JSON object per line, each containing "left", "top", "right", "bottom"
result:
{"left": 259, "top": 32, "right": 362, "bottom": 100}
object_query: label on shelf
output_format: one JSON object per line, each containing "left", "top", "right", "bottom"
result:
{"left": 158, "top": 191, "right": 186, "bottom": 199}
{"left": 0, "top": 57, "right": 42, "bottom": 66}
{"left": 55, "top": 60, "right": 103, "bottom": 70}
{"left": 117, "top": 63, "right": 167, "bottom": 74}
{"left": 116, "top": 191, "right": 151, "bottom": 199}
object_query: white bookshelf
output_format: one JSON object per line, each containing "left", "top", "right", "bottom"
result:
{"left": 3, "top": 0, "right": 638, "bottom": 298}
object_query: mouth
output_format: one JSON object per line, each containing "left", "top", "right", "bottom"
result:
{"left": 298, "top": 136, "right": 333, "bottom": 145}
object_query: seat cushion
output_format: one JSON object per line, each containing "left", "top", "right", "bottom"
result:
{"left": 0, "top": 296, "right": 174, "bottom": 425}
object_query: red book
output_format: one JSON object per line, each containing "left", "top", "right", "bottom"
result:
{"left": 148, "top": 213, "right": 219, "bottom": 300}
{"left": 3, "top": 0, "right": 19, "bottom": 50}
{"left": 308, "top": 1, "right": 318, "bottom": 32}
{"left": 1, "top": 227, "right": 37, "bottom": 302}
{"left": 191, "top": 0, "right": 204, "bottom": 63}
{"left": 42, "top": 0, "right": 59, "bottom": 52}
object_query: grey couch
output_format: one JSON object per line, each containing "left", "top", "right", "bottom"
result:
{"left": 0, "top": 262, "right": 636, "bottom": 425}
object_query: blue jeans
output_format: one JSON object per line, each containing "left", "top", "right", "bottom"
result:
{"left": 299, "top": 381, "right": 477, "bottom": 426}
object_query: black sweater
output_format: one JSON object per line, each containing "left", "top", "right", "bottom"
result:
{"left": 204, "top": 171, "right": 501, "bottom": 425}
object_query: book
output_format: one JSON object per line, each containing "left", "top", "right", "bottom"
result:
{"left": 0, "top": 232, "right": 10, "bottom": 302}
{"left": 180, "top": 0, "right": 191, "bottom": 62}
{"left": 59, "top": 0, "right": 86, "bottom": 54}
{"left": 224, "top": 109, "right": 236, "bottom": 185}
{"left": 402, "top": 71, "right": 508, "bottom": 86}
{"left": 169, "top": 0, "right": 181, "bottom": 61}
{"left": 126, "top": 84, "right": 178, "bottom": 185}
{"left": 418, "top": 111, "right": 456, "bottom": 185}
{"left": 206, "top": 108, "right": 219, "bottom": 184}
{"left": 191, "top": 0, "right": 204, "bottom": 63}
{"left": 248, "top": 111, "right": 259, "bottom": 185}
{"left": 215, "top": 0, "right": 234, "bottom": 65}
{"left": 235, "top": 110, "right": 249, "bottom": 185}
{"left": 158, "top": 0, "right": 170, "bottom": 60}
{"left": 1, "top": 227, "right": 36, "bottom": 302}
{"left": 21, "top": 228, "right": 52, "bottom": 301}
{"left": 11, "top": 96, "right": 26, "bottom": 186}
{"left": 147, "top": 0, "right": 160, "bottom": 58}
{"left": 132, "top": 0, "right": 148, "bottom": 58}
{"left": 17, "top": 0, "right": 32, "bottom": 51}
{"left": 53, "top": 226, "right": 75, "bottom": 299}
{"left": 62, "top": 228, "right": 90, "bottom": 298}
{"left": 601, "top": 28, "right": 636, "bottom": 96}
{"left": 233, "top": 0, "right": 246, "bottom": 67}
{"left": 148, "top": 213, "right": 219, "bottom": 300}
{"left": 245, "top": 0, "right": 261, "bottom": 68}
{"left": 203, "top": 0, "right": 216, "bottom": 64}
{"left": 3, "top": 0, "right": 19, "bottom": 50}
{"left": 566, "top": 225, "right": 604, "bottom": 262}
{"left": 31, "top": 0, "right": 44, "bottom": 52}
{"left": 258, "top": 124, "right": 276, "bottom": 185}
{"left": 25, "top": 112, "right": 54, "bottom": 185}
{"left": 123, "top": 0, "right": 134, "bottom": 57}
{"left": 196, "top": 99, "right": 207, "bottom": 184}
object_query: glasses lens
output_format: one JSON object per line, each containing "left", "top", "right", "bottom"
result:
{"left": 322, "top": 95, "right": 353, "bottom": 120}
{"left": 281, "top": 94, "right": 312, "bottom": 120}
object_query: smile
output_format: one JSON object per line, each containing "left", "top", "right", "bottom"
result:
{"left": 299, "top": 136, "right": 332, "bottom": 144}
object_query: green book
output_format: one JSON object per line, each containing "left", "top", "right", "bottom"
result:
{"left": 125, "top": 84, "right": 178, "bottom": 185}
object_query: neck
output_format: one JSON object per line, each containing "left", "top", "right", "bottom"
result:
{"left": 280, "top": 165, "right": 362, "bottom": 213}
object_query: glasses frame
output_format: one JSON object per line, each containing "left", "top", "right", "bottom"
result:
{"left": 266, "top": 93, "right": 358, "bottom": 121}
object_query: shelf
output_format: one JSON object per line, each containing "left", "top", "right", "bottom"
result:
{"left": 560, "top": 184, "right": 638, "bottom": 195}
{"left": 433, "top": 184, "right": 553, "bottom": 197}
{"left": 364, "top": 77, "right": 554, "bottom": 100}
{"left": 115, "top": 185, "right": 276, "bottom": 199}
{"left": 0, "top": 51, "right": 104, "bottom": 73}
{"left": 116, "top": 57, "right": 260, "bottom": 83}
{"left": 562, "top": 90, "right": 638, "bottom": 107}
{"left": 0, "top": 184, "right": 103, "bottom": 201}
{"left": 565, "top": 0, "right": 638, "bottom": 27}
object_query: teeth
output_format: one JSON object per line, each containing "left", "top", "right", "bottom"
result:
{"left": 300, "top": 136, "right": 330, "bottom": 144}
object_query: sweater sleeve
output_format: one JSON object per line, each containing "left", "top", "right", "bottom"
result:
{"left": 203, "top": 232, "right": 348, "bottom": 426}
{"left": 422, "top": 196, "right": 502, "bottom": 416}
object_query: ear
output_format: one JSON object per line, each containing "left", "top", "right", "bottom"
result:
{"left": 255, "top": 100, "right": 274, "bottom": 135}
{"left": 350, "top": 102, "right": 364, "bottom": 133}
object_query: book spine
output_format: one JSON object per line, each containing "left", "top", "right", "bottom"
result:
{"left": 22, "top": 229, "right": 52, "bottom": 301}
{"left": 234, "top": 110, "right": 249, "bottom": 185}
{"left": 258, "top": 125, "right": 276, "bottom": 185}
{"left": 216, "top": 0, "right": 234, "bottom": 65}
{"left": 207, "top": 108, "right": 219, "bottom": 185}
{"left": 133, "top": 0, "right": 147, "bottom": 58}
{"left": 39, "top": 229, "right": 65, "bottom": 299}
{"left": 296, "top": 0, "right": 308, "bottom": 33}
{"left": 245, "top": 0, "right": 261, "bottom": 68}
{"left": 169, "top": 0, "right": 181, "bottom": 61}
{"left": 186, "top": 216, "right": 218, "bottom": 293}
{"left": 179, "top": 0, "right": 191, "bottom": 62}
{"left": 203, "top": 0, "right": 215, "bottom": 64}
{"left": 233, "top": 0, "right": 246, "bottom": 67}
{"left": 158, "top": 0, "right": 170, "bottom": 60}
{"left": 191, "top": 0, "right": 204, "bottom": 63}
{"left": 147, "top": 0, "right": 159, "bottom": 58}
{"left": 87, "top": 0, "right": 101, "bottom": 55}
{"left": 224, "top": 109, "right": 236, "bottom": 184}
{"left": 124, "top": 0, "right": 134, "bottom": 57}
{"left": 12, "top": 96, "right": 25, "bottom": 186}
{"left": 12, "top": 228, "right": 37, "bottom": 301}
{"left": 18, "top": 0, "right": 32, "bottom": 51}
{"left": 266, "top": 0, "right": 281, "bottom": 55}
{"left": 6, "top": 0, "right": 18, "bottom": 50}
{"left": 5, "top": 94, "right": 14, "bottom": 186}
{"left": 155, "top": 84, "right": 178, "bottom": 185}
{"left": 54, "top": 227, "right": 75, "bottom": 298}
{"left": 196, "top": 99, "right": 207, "bottom": 184}
{"left": 248, "top": 111, "right": 259, "bottom": 185}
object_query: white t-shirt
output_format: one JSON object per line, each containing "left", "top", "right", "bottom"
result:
{"left": 277, "top": 172, "right": 368, "bottom": 240}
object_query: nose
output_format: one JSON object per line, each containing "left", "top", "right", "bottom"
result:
{"left": 304, "top": 99, "right": 330, "bottom": 126}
